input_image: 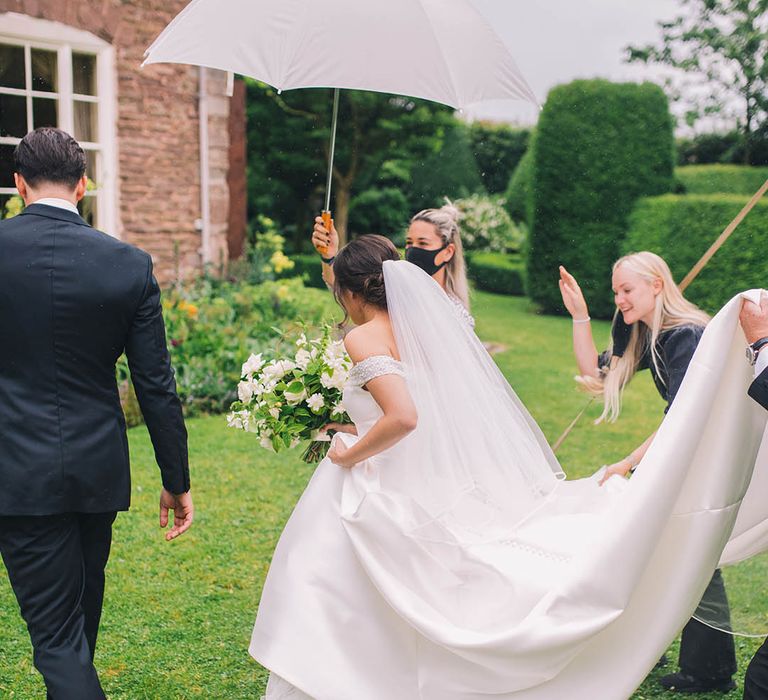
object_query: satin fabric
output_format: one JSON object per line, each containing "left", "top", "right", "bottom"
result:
{"left": 251, "top": 290, "right": 768, "bottom": 699}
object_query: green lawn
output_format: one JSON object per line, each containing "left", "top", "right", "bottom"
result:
{"left": 0, "top": 290, "right": 762, "bottom": 698}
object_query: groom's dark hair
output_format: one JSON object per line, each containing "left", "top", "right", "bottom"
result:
{"left": 14, "top": 127, "right": 87, "bottom": 188}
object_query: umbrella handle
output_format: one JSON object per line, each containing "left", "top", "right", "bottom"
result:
{"left": 318, "top": 210, "right": 334, "bottom": 256}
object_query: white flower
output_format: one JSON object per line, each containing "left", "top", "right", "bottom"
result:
{"left": 237, "top": 380, "right": 255, "bottom": 403}
{"left": 247, "top": 418, "right": 266, "bottom": 434}
{"left": 295, "top": 348, "right": 312, "bottom": 370}
{"left": 296, "top": 333, "right": 307, "bottom": 348}
{"left": 284, "top": 386, "right": 307, "bottom": 405}
{"left": 262, "top": 359, "right": 296, "bottom": 381}
{"left": 260, "top": 435, "right": 276, "bottom": 452}
{"left": 320, "top": 370, "right": 346, "bottom": 391}
{"left": 269, "top": 406, "right": 281, "bottom": 420}
{"left": 290, "top": 437, "right": 301, "bottom": 449}
{"left": 307, "top": 393, "right": 325, "bottom": 412}
{"left": 331, "top": 400, "right": 345, "bottom": 418}
{"left": 226, "top": 410, "right": 248, "bottom": 430}
{"left": 241, "top": 353, "right": 264, "bottom": 378}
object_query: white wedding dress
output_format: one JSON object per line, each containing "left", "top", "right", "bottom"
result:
{"left": 250, "top": 262, "right": 768, "bottom": 700}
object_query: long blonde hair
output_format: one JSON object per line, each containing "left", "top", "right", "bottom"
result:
{"left": 410, "top": 201, "right": 470, "bottom": 310}
{"left": 581, "top": 251, "right": 710, "bottom": 423}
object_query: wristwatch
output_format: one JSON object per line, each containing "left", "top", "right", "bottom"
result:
{"left": 746, "top": 337, "right": 768, "bottom": 366}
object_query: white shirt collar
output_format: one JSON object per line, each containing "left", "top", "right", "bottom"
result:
{"left": 32, "top": 198, "right": 79, "bottom": 215}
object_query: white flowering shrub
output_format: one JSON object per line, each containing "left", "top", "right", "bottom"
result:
{"left": 454, "top": 194, "right": 525, "bottom": 253}
{"left": 227, "top": 327, "right": 351, "bottom": 462}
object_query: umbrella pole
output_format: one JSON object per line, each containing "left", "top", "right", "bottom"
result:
{"left": 321, "top": 88, "right": 341, "bottom": 239}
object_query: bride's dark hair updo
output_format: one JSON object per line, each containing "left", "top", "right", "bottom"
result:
{"left": 332, "top": 235, "right": 400, "bottom": 314}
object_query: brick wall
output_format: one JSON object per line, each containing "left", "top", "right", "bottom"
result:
{"left": 0, "top": 0, "right": 235, "bottom": 282}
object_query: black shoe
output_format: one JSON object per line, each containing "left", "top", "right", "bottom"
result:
{"left": 654, "top": 654, "right": 669, "bottom": 670}
{"left": 659, "top": 672, "right": 736, "bottom": 693}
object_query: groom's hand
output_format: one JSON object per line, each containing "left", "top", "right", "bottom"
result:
{"left": 740, "top": 294, "right": 768, "bottom": 344}
{"left": 160, "top": 488, "right": 194, "bottom": 541}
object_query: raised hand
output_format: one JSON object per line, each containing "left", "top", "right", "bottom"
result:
{"left": 159, "top": 488, "right": 194, "bottom": 541}
{"left": 312, "top": 216, "right": 339, "bottom": 259}
{"left": 558, "top": 266, "right": 590, "bottom": 320}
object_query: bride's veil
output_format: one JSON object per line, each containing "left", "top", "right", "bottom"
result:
{"left": 380, "top": 260, "right": 563, "bottom": 539}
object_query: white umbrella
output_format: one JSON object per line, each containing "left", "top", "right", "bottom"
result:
{"left": 143, "top": 0, "right": 538, "bottom": 232}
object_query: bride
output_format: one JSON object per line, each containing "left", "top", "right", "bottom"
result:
{"left": 250, "top": 235, "right": 768, "bottom": 699}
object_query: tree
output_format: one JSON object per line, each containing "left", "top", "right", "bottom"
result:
{"left": 245, "top": 81, "right": 455, "bottom": 248}
{"left": 468, "top": 123, "right": 530, "bottom": 194}
{"left": 625, "top": 0, "right": 768, "bottom": 164}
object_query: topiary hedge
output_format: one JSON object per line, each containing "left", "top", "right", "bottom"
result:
{"left": 504, "top": 142, "right": 535, "bottom": 225}
{"left": 624, "top": 194, "right": 768, "bottom": 313}
{"left": 466, "top": 252, "right": 526, "bottom": 296}
{"left": 526, "top": 79, "right": 675, "bottom": 318}
{"left": 675, "top": 165, "right": 768, "bottom": 196}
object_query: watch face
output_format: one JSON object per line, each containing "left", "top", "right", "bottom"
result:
{"left": 747, "top": 346, "right": 758, "bottom": 366}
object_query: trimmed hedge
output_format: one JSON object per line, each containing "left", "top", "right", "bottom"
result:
{"left": 675, "top": 165, "right": 768, "bottom": 196}
{"left": 527, "top": 80, "right": 675, "bottom": 318}
{"left": 467, "top": 252, "right": 526, "bottom": 296}
{"left": 280, "top": 254, "right": 326, "bottom": 289}
{"left": 504, "top": 143, "right": 534, "bottom": 224}
{"left": 624, "top": 194, "right": 768, "bottom": 312}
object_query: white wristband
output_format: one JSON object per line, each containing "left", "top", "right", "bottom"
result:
{"left": 572, "top": 317, "right": 591, "bottom": 324}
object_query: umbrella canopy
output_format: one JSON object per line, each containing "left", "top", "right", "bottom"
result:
{"left": 143, "top": 0, "right": 538, "bottom": 110}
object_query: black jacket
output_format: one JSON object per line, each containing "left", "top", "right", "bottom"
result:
{"left": 749, "top": 367, "right": 768, "bottom": 411}
{"left": 0, "top": 203, "right": 189, "bottom": 515}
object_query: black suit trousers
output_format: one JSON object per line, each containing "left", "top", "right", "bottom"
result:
{"left": 0, "top": 512, "right": 116, "bottom": 699}
{"left": 679, "top": 569, "right": 737, "bottom": 681}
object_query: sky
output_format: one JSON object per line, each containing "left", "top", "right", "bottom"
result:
{"left": 466, "top": 0, "right": 682, "bottom": 126}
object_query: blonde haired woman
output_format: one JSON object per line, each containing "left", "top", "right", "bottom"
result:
{"left": 558, "top": 251, "right": 736, "bottom": 694}
{"left": 311, "top": 202, "right": 474, "bottom": 328}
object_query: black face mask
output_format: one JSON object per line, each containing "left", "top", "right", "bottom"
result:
{"left": 405, "top": 244, "right": 449, "bottom": 277}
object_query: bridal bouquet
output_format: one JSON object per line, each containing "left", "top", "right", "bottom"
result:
{"left": 227, "top": 327, "right": 351, "bottom": 462}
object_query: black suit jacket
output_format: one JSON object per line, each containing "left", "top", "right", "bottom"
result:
{"left": 750, "top": 366, "right": 768, "bottom": 411}
{"left": 0, "top": 203, "right": 189, "bottom": 515}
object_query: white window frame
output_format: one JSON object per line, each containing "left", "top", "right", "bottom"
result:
{"left": 0, "top": 12, "right": 118, "bottom": 237}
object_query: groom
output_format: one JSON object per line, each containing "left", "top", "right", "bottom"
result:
{"left": 0, "top": 128, "right": 193, "bottom": 698}
{"left": 741, "top": 293, "right": 768, "bottom": 700}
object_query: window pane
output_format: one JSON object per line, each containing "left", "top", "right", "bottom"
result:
{"left": 32, "top": 97, "right": 58, "bottom": 128}
{"left": 72, "top": 53, "right": 96, "bottom": 96}
{"left": 84, "top": 149, "right": 98, "bottom": 186}
{"left": 0, "top": 145, "right": 16, "bottom": 188}
{"left": 74, "top": 100, "right": 97, "bottom": 142}
{"left": 31, "top": 49, "right": 57, "bottom": 92}
{"left": 0, "top": 94, "right": 27, "bottom": 137}
{"left": 78, "top": 194, "right": 97, "bottom": 226}
{"left": 0, "top": 44, "right": 25, "bottom": 89}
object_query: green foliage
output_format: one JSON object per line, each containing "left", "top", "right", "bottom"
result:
{"left": 280, "top": 254, "right": 326, "bottom": 289}
{"left": 227, "top": 215, "right": 295, "bottom": 284}
{"left": 116, "top": 278, "right": 337, "bottom": 422}
{"left": 527, "top": 80, "right": 676, "bottom": 318}
{"left": 675, "top": 165, "right": 768, "bottom": 195}
{"left": 468, "top": 122, "right": 530, "bottom": 194}
{"left": 504, "top": 141, "right": 535, "bottom": 224}
{"left": 466, "top": 252, "right": 526, "bottom": 295}
{"left": 245, "top": 80, "right": 456, "bottom": 248}
{"left": 348, "top": 187, "right": 410, "bottom": 237}
{"left": 624, "top": 193, "right": 768, "bottom": 312}
{"left": 455, "top": 194, "right": 525, "bottom": 253}
{"left": 2, "top": 194, "right": 23, "bottom": 219}
{"left": 409, "top": 123, "right": 485, "bottom": 210}
{"left": 625, "top": 0, "right": 768, "bottom": 162}
{"left": 676, "top": 130, "right": 768, "bottom": 167}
